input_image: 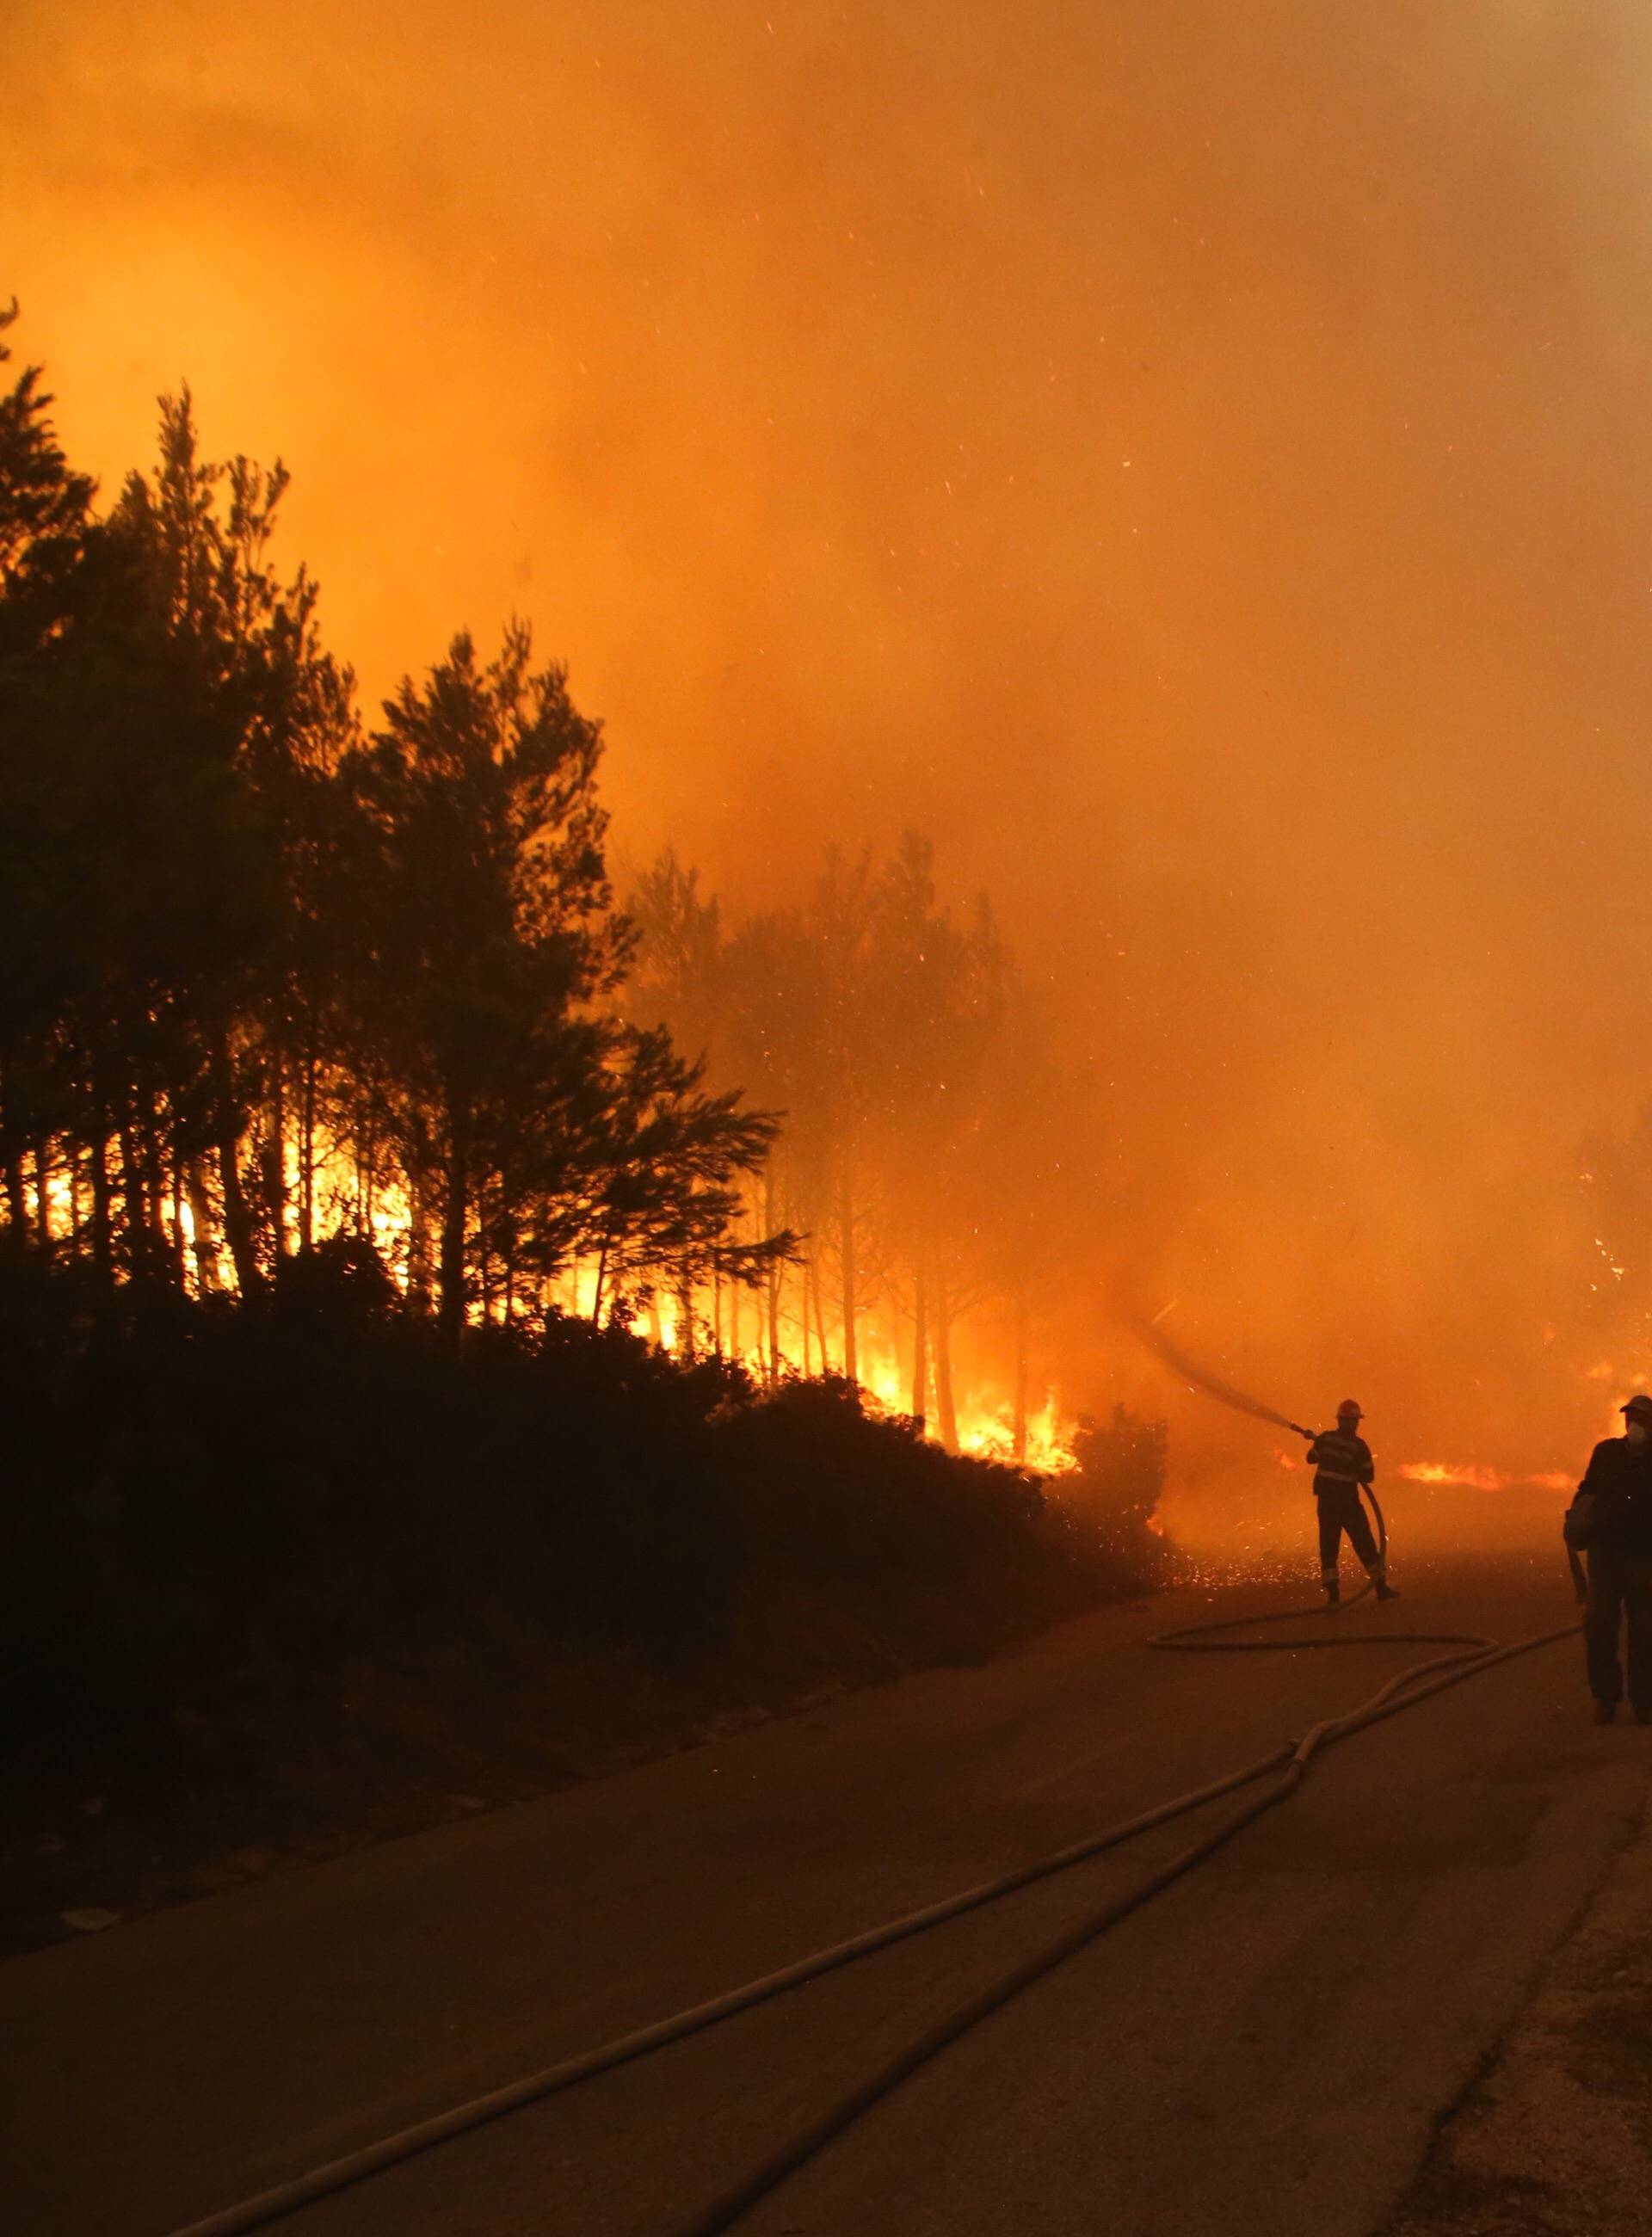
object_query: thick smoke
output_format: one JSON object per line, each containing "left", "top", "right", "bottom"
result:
{"left": 9, "top": 1, "right": 1652, "bottom": 1536}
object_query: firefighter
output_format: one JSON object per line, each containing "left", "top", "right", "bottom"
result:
{"left": 1569, "top": 1395, "right": 1652, "bottom": 1725}
{"left": 1307, "top": 1399, "right": 1397, "bottom": 1606}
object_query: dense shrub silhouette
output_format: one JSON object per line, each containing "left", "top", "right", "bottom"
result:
{"left": 0, "top": 1254, "right": 1165, "bottom": 1774}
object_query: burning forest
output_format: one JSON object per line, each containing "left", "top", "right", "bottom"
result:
{"left": 0, "top": 298, "right": 1171, "bottom": 1922}
{"left": 0, "top": 325, "right": 1095, "bottom": 1479}
{"left": 623, "top": 841, "right": 1097, "bottom": 1472}
{"left": 17, "top": 11, "right": 1652, "bottom": 2230}
{"left": 15, "top": 2, "right": 1652, "bottom": 1541}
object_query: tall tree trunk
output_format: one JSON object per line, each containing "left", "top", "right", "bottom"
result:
{"left": 170, "top": 1155, "right": 188, "bottom": 1285}
{"left": 262, "top": 1064, "right": 289, "bottom": 1266}
{"left": 4, "top": 1149, "right": 29, "bottom": 1241}
{"left": 910, "top": 1260, "right": 928, "bottom": 1431}
{"left": 140, "top": 1106, "right": 177, "bottom": 1282}
{"left": 210, "top": 1036, "right": 262, "bottom": 1296}
{"left": 187, "top": 1164, "right": 221, "bottom": 1291}
{"left": 0, "top": 1068, "right": 29, "bottom": 1240}
{"left": 763, "top": 1167, "right": 780, "bottom": 1385}
{"left": 478, "top": 1198, "right": 495, "bottom": 1324}
{"left": 839, "top": 1177, "right": 857, "bottom": 1385}
{"left": 89, "top": 1131, "right": 112, "bottom": 1277}
{"left": 437, "top": 1114, "right": 470, "bottom": 1343}
{"left": 356, "top": 1088, "right": 373, "bottom": 1236}
{"left": 33, "top": 1141, "right": 51, "bottom": 1243}
{"left": 591, "top": 1215, "right": 614, "bottom": 1325}
{"left": 299, "top": 1032, "right": 318, "bottom": 1252}
{"left": 934, "top": 1279, "right": 959, "bottom": 1452}
{"left": 811, "top": 1254, "right": 830, "bottom": 1374}
{"left": 407, "top": 1178, "right": 432, "bottom": 1308}
{"left": 215, "top": 1125, "right": 259, "bottom": 1294}
{"left": 647, "top": 1291, "right": 663, "bottom": 1348}
{"left": 119, "top": 1122, "right": 150, "bottom": 1278}
{"left": 676, "top": 1275, "right": 696, "bottom": 1362}
{"left": 1012, "top": 1285, "right": 1030, "bottom": 1465}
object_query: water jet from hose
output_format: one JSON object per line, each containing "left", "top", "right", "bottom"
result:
{"left": 1127, "top": 1303, "right": 1314, "bottom": 1440}
{"left": 1125, "top": 1303, "right": 1391, "bottom": 1586}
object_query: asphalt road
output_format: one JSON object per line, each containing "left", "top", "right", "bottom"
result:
{"left": 5, "top": 1550, "right": 1646, "bottom": 2237}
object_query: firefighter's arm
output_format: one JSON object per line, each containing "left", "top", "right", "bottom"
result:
{"left": 1564, "top": 1446, "right": 1609, "bottom": 1551}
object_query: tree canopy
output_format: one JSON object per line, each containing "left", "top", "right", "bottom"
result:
{"left": 0, "top": 305, "right": 789, "bottom": 1333}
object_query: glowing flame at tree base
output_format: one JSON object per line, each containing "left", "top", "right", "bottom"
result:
{"left": 119, "top": 1132, "right": 1082, "bottom": 1478}
{"left": 650, "top": 1297, "right": 1080, "bottom": 1475}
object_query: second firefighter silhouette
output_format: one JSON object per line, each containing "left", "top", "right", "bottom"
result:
{"left": 1307, "top": 1401, "right": 1398, "bottom": 1606}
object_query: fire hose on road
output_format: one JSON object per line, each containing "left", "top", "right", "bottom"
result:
{"left": 165, "top": 1555, "right": 1582, "bottom": 2237}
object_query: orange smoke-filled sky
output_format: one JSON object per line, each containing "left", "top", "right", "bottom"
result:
{"left": 9, "top": 0, "right": 1652, "bottom": 1491}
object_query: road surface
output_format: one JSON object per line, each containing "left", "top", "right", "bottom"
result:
{"left": 4, "top": 1551, "right": 1645, "bottom": 2237}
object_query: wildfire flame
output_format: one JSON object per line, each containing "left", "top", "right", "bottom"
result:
{"left": 128, "top": 1135, "right": 1084, "bottom": 1476}
{"left": 1396, "top": 1461, "right": 1574, "bottom": 1493}
{"left": 1279, "top": 1446, "right": 1572, "bottom": 1494}
{"left": 653, "top": 1292, "right": 1079, "bottom": 1474}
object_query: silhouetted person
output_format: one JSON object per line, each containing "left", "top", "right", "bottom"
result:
{"left": 1307, "top": 1399, "right": 1397, "bottom": 1607}
{"left": 1569, "top": 1394, "right": 1652, "bottom": 1724}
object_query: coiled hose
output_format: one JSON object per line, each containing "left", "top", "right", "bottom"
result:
{"left": 1150, "top": 1486, "right": 1472, "bottom": 1654}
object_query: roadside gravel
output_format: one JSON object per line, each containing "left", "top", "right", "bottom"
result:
{"left": 1386, "top": 1777, "right": 1652, "bottom": 2237}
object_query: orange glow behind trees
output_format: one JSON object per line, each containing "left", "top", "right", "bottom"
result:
{"left": 13, "top": 4, "right": 1652, "bottom": 1528}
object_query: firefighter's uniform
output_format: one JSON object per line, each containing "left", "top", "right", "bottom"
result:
{"left": 1306, "top": 1404, "right": 1392, "bottom": 1603}
{"left": 1573, "top": 1400, "right": 1652, "bottom": 1722}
